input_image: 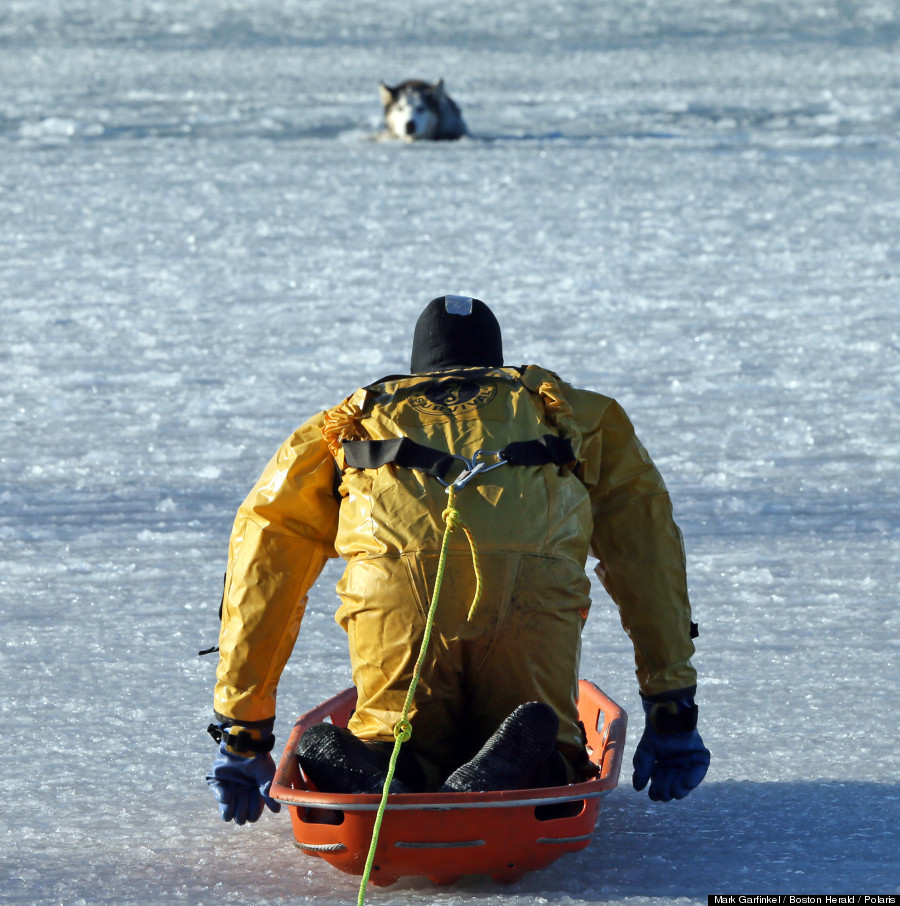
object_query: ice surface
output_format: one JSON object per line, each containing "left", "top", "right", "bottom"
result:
{"left": 2, "top": 1, "right": 898, "bottom": 903}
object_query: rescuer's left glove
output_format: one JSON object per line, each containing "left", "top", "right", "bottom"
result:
{"left": 206, "top": 722, "right": 281, "bottom": 825}
{"left": 632, "top": 692, "right": 710, "bottom": 802}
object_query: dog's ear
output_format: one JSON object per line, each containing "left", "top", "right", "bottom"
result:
{"left": 432, "top": 78, "right": 446, "bottom": 97}
{"left": 378, "top": 81, "right": 395, "bottom": 108}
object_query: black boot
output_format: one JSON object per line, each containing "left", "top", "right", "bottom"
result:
{"left": 297, "top": 723, "right": 407, "bottom": 795}
{"left": 438, "top": 702, "right": 563, "bottom": 793}
{"left": 297, "top": 723, "right": 427, "bottom": 795}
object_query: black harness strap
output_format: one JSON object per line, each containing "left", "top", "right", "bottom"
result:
{"left": 342, "top": 434, "right": 575, "bottom": 482}
{"left": 342, "top": 436, "right": 464, "bottom": 482}
{"left": 499, "top": 434, "right": 575, "bottom": 467}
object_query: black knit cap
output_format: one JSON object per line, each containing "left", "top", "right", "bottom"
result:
{"left": 410, "top": 295, "right": 504, "bottom": 373}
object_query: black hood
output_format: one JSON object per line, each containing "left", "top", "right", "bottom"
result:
{"left": 410, "top": 296, "right": 503, "bottom": 373}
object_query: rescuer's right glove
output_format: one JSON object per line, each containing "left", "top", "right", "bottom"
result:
{"left": 632, "top": 693, "right": 710, "bottom": 802}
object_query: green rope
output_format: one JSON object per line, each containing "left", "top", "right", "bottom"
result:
{"left": 443, "top": 499, "right": 483, "bottom": 622}
{"left": 356, "top": 485, "right": 481, "bottom": 905}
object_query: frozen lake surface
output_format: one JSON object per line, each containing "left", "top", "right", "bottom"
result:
{"left": 2, "top": 1, "right": 899, "bottom": 903}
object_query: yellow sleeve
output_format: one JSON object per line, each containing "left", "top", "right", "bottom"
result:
{"left": 213, "top": 411, "right": 341, "bottom": 725}
{"left": 570, "top": 390, "right": 697, "bottom": 697}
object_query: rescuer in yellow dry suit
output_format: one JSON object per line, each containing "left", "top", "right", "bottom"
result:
{"left": 206, "top": 296, "right": 710, "bottom": 824}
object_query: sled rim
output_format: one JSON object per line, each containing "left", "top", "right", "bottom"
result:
{"left": 271, "top": 680, "right": 626, "bottom": 810}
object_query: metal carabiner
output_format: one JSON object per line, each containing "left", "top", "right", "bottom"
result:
{"left": 445, "top": 449, "right": 509, "bottom": 491}
{"left": 433, "top": 454, "right": 478, "bottom": 489}
{"left": 471, "top": 449, "right": 508, "bottom": 475}
{"left": 449, "top": 461, "right": 488, "bottom": 490}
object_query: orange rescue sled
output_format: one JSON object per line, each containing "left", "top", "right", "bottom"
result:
{"left": 271, "top": 679, "right": 627, "bottom": 886}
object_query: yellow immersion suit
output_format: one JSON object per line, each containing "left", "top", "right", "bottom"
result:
{"left": 214, "top": 364, "right": 697, "bottom": 783}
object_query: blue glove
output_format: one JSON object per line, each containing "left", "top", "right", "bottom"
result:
{"left": 206, "top": 724, "right": 282, "bottom": 825}
{"left": 632, "top": 694, "right": 710, "bottom": 802}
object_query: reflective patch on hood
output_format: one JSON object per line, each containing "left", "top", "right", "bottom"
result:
{"left": 444, "top": 294, "right": 474, "bottom": 315}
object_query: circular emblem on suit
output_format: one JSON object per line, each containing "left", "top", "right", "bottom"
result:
{"left": 409, "top": 379, "right": 497, "bottom": 416}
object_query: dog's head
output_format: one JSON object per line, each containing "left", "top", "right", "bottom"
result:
{"left": 378, "top": 80, "right": 446, "bottom": 141}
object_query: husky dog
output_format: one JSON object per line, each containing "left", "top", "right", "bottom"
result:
{"left": 378, "top": 79, "right": 469, "bottom": 141}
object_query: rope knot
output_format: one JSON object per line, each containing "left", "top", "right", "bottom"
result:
{"left": 393, "top": 719, "right": 412, "bottom": 743}
{"left": 442, "top": 504, "right": 463, "bottom": 530}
